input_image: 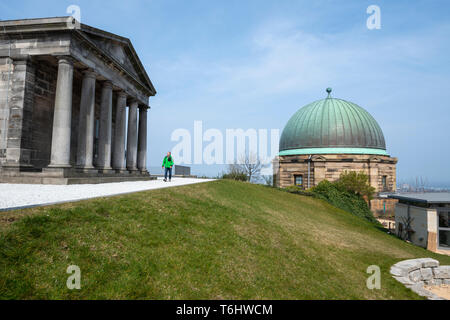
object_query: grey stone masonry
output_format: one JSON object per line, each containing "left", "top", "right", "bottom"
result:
{"left": 48, "top": 56, "right": 74, "bottom": 169}
{"left": 2, "top": 59, "right": 35, "bottom": 169}
{"left": 137, "top": 106, "right": 148, "bottom": 173}
{"left": 433, "top": 266, "right": 450, "bottom": 279}
{"left": 390, "top": 258, "right": 449, "bottom": 300}
{"left": 112, "top": 91, "right": 127, "bottom": 172}
{"left": 0, "top": 17, "right": 156, "bottom": 184}
{"left": 76, "top": 70, "right": 96, "bottom": 170}
{"left": 0, "top": 58, "right": 13, "bottom": 161}
{"left": 97, "top": 81, "right": 113, "bottom": 171}
{"left": 126, "top": 100, "right": 138, "bottom": 171}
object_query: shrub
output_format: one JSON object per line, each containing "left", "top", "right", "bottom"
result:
{"left": 221, "top": 163, "right": 250, "bottom": 182}
{"left": 221, "top": 171, "right": 248, "bottom": 182}
{"left": 335, "top": 171, "right": 375, "bottom": 201}
{"left": 283, "top": 186, "right": 314, "bottom": 197}
{"left": 311, "top": 179, "right": 378, "bottom": 224}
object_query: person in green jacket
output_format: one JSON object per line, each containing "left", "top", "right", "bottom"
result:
{"left": 162, "top": 152, "right": 174, "bottom": 182}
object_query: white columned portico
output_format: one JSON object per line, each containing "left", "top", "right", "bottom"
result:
{"left": 48, "top": 56, "right": 74, "bottom": 169}
{"left": 97, "top": 81, "right": 113, "bottom": 172}
{"left": 76, "top": 70, "right": 97, "bottom": 171}
{"left": 126, "top": 100, "right": 138, "bottom": 172}
{"left": 137, "top": 106, "right": 148, "bottom": 173}
{"left": 112, "top": 91, "right": 127, "bottom": 172}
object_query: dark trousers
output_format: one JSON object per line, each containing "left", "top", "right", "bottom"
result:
{"left": 164, "top": 167, "right": 172, "bottom": 180}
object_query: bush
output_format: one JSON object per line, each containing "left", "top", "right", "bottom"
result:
{"left": 221, "top": 172, "right": 248, "bottom": 182}
{"left": 221, "top": 163, "right": 250, "bottom": 182}
{"left": 335, "top": 171, "right": 375, "bottom": 201}
{"left": 283, "top": 186, "right": 315, "bottom": 197}
{"left": 311, "top": 180, "right": 378, "bottom": 224}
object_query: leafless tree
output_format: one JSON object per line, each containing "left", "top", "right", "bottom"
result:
{"left": 262, "top": 175, "right": 273, "bottom": 186}
{"left": 237, "top": 152, "right": 263, "bottom": 183}
{"left": 398, "top": 216, "right": 414, "bottom": 241}
{"left": 227, "top": 162, "right": 246, "bottom": 176}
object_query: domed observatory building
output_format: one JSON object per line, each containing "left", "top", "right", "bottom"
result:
{"left": 274, "top": 88, "right": 398, "bottom": 213}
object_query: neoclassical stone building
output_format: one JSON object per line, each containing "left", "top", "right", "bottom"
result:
{"left": 274, "top": 88, "right": 398, "bottom": 214}
{"left": 0, "top": 17, "right": 156, "bottom": 184}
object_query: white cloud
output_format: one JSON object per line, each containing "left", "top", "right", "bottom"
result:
{"left": 149, "top": 18, "right": 450, "bottom": 182}
{"left": 153, "top": 19, "right": 450, "bottom": 109}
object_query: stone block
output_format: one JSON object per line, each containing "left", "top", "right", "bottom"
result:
{"left": 409, "top": 269, "right": 422, "bottom": 282}
{"left": 396, "top": 259, "right": 422, "bottom": 273}
{"left": 433, "top": 266, "right": 450, "bottom": 279}
{"left": 427, "top": 279, "right": 444, "bottom": 286}
{"left": 410, "top": 283, "right": 443, "bottom": 300}
{"left": 419, "top": 258, "right": 439, "bottom": 268}
{"left": 409, "top": 283, "right": 427, "bottom": 296}
{"left": 420, "top": 268, "right": 433, "bottom": 281}
{"left": 393, "top": 276, "right": 415, "bottom": 286}
{"left": 390, "top": 266, "right": 408, "bottom": 277}
{"left": 434, "top": 279, "right": 442, "bottom": 286}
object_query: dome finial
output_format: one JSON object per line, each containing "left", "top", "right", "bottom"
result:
{"left": 326, "top": 87, "right": 332, "bottom": 98}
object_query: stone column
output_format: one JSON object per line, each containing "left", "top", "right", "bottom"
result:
{"left": 3, "top": 58, "right": 35, "bottom": 171}
{"left": 112, "top": 91, "right": 127, "bottom": 172}
{"left": 137, "top": 106, "right": 148, "bottom": 173}
{"left": 97, "top": 81, "right": 113, "bottom": 173}
{"left": 76, "top": 70, "right": 96, "bottom": 171}
{"left": 126, "top": 99, "right": 138, "bottom": 172}
{"left": 48, "top": 56, "right": 74, "bottom": 169}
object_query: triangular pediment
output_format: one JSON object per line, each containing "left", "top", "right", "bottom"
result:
{"left": 79, "top": 24, "right": 156, "bottom": 95}
{"left": 369, "top": 156, "right": 382, "bottom": 162}
{"left": 84, "top": 33, "right": 139, "bottom": 75}
{"left": 0, "top": 17, "right": 156, "bottom": 96}
{"left": 312, "top": 155, "right": 327, "bottom": 162}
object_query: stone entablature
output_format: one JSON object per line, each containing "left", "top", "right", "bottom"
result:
{"left": 0, "top": 17, "right": 155, "bottom": 184}
{"left": 390, "top": 258, "right": 450, "bottom": 300}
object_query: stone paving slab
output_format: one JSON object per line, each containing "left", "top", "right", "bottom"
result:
{"left": 0, "top": 178, "right": 214, "bottom": 212}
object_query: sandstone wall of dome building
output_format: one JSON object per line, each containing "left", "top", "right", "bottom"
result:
{"left": 273, "top": 88, "right": 398, "bottom": 215}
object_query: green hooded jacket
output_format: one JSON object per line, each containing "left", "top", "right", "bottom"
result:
{"left": 162, "top": 155, "right": 174, "bottom": 168}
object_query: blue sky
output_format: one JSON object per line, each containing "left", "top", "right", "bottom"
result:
{"left": 1, "top": 0, "right": 450, "bottom": 186}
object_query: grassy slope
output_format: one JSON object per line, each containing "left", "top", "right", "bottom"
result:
{"left": 1, "top": 180, "right": 449, "bottom": 300}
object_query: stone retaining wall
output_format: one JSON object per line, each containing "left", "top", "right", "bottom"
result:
{"left": 390, "top": 258, "right": 450, "bottom": 300}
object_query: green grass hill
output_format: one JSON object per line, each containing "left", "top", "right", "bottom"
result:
{"left": 1, "top": 180, "right": 449, "bottom": 299}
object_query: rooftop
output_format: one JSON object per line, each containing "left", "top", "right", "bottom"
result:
{"left": 388, "top": 193, "right": 450, "bottom": 204}
{"left": 0, "top": 16, "right": 156, "bottom": 98}
{"left": 279, "top": 88, "right": 387, "bottom": 156}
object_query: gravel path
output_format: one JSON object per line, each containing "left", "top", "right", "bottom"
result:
{"left": 0, "top": 178, "right": 214, "bottom": 212}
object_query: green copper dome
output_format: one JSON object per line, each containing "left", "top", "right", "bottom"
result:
{"left": 279, "top": 89, "right": 387, "bottom": 156}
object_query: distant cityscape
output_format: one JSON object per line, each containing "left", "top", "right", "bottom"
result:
{"left": 397, "top": 177, "right": 450, "bottom": 193}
